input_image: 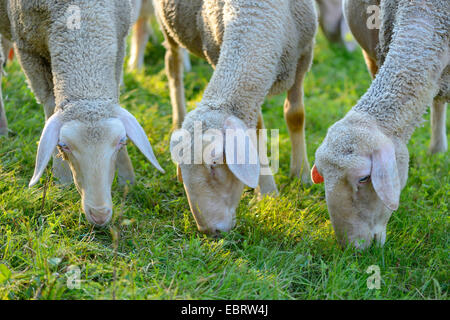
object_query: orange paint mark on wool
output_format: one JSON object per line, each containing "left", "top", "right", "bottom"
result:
{"left": 311, "top": 164, "right": 324, "bottom": 184}
{"left": 8, "top": 48, "right": 14, "bottom": 61}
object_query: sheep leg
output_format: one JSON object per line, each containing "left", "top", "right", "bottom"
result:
{"left": 163, "top": 32, "right": 187, "bottom": 182}
{"left": 317, "top": 0, "right": 342, "bottom": 44}
{"left": 128, "top": 14, "right": 151, "bottom": 71}
{"left": 42, "top": 102, "right": 73, "bottom": 185}
{"left": 15, "top": 49, "right": 73, "bottom": 184}
{"left": 429, "top": 98, "right": 447, "bottom": 154}
{"left": 182, "top": 49, "right": 192, "bottom": 73}
{"left": 0, "top": 49, "right": 8, "bottom": 136}
{"left": 163, "top": 33, "right": 187, "bottom": 129}
{"left": 362, "top": 49, "right": 378, "bottom": 79}
{"left": 255, "top": 111, "right": 278, "bottom": 198}
{"left": 284, "top": 52, "right": 312, "bottom": 184}
{"left": 116, "top": 147, "right": 136, "bottom": 186}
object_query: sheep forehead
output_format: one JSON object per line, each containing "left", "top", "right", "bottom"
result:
{"left": 178, "top": 107, "right": 226, "bottom": 151}
{"left": 182, "top": 106, "right": 228, "bottom": 132}
{"left": 60, "top": 118, "right": 125, "bottom": 145}
{"left": 59, "top": 100, "right": 116, "bottom": 123}
{"left": 316, "top": 122, "right": 376, "bottom": 178}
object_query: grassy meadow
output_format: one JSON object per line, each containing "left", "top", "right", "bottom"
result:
{"left": 0, "top": 25, "right": 448, "bottom": 299}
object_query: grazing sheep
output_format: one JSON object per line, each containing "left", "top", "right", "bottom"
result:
{"left": 128, "top": 0, "right": 191, "bottom": 72}
{"left": 0, "top": 0, "right": 164, "bottom": 226}
{"left": 313, "top": 0, "right": 449, "bottom": 248}
{"left": 316, "top": 0, "right": 356, "bottom": 51}
{"left": 156, "top": 0, "right": 317, "bottom": 234}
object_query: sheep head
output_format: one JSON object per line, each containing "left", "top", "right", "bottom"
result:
{"left": 171, "top": 111, "right": 260, "bottom": 235}
{"left": 29, "top": 106, "right": 164, "bottom": 227}
{"left": 313, "top": 111, "right": 409, "bottom": 249}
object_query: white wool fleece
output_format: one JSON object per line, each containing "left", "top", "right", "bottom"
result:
{"left": 156, "top": 0, "right": 317, "bottom": 131}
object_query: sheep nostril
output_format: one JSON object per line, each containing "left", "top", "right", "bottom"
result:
{"left": 88, "top": 207, "right": 112, "bottom": 226}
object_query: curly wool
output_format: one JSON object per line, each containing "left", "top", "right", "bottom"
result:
{"left": 155, "top": 0, "right": 317, "bottom": 131}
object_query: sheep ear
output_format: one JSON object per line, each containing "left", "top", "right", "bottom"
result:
{"left": 29, "top": 112, "right": 63, "bottom": 187}
{"left": 371, "top": 142, "right": 400, "bottom": 211}
{"left": 117, "top": 107, "right": 165, "bottom": 173}
{"left": 224, "top": 116, "right": 260, "bottom": 188}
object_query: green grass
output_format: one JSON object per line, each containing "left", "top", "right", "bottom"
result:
{"left": 0, "top": 29, "right": 448, "bottom": 300}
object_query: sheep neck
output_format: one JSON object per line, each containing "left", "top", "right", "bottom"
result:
{"left": 199, "top": 0, "right": 288, "bottom": 129}
{"left": 49, "top": 2, "right": 129, "bottom": 111}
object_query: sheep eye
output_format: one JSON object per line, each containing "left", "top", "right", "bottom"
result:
{"left": 359, "top": 176, "right": 370, "bottom": 184}
{"left": 57, "top": 142, "right": 70, "bottom": 153}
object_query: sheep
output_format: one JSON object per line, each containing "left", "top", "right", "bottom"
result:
{"left": 156, "top": 0, "right": 318, "bottom": 235}
{"left": 316, "top": 0, "right": 356, "bottom": 51}
{"left": 0, "top": 0, "right": 164, "bottom": 226}
{"left": 313, "top": 0, "right": 449, "bottom": 249}
{"left": 128, "top": 0, "right": 191, "bottom": 72}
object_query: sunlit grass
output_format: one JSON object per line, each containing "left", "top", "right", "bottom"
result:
{"left": 0, "top": 29, "right": 448, "bottom": 299}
